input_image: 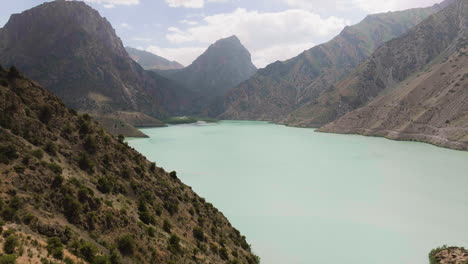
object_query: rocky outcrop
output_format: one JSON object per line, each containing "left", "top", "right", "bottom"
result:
{"left": 126, "top": 47, "right": 184, "bottom": 70}
{"left": 220, "top": 2, "right": 447, "bottom": 121}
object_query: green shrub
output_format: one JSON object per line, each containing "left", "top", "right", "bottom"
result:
{"left": 13, "top": 165, "right": 25, "bottom": 173}
{"left": 47, "top": 237, "right": 64, "bottom": 260}
{"left": 0, "top": 144, "right": 18, "bottom": 164}
{"left": 31, "top": 149, "right": 44, "bottom": 160}
{"left": 167, "top": 234, "right": 181, "bottom": 254}
{"left": 78, "top": 241, "right": 97, "bottom": 263}
{"left": 163, "top": 220, "right": 172, "bottom": 233}
{"left": 44, "top": 141, "right": 57, "bottom": 156}
{"left": 39, "top": 105, "right": 54, "bottom": 124}
{"left": 52, "top": 175, "right": 64, "bottom": 188}
{"left": 139, "top": 211, "right": 155, "bottom": 225}
{"left": 117, "top": 235, "right": 135, "bottom": 256}
{"left": 63, "top": 257, "right": 74, "bottom": 264}
{"left": 3, "top": 234, "right": 18, "bottom": 254}
{"left": 0, "top": 254, "right": 17, "bottom": 264}
{"left": 219, "top": 247, "right": 229, "bottom": 261}
{"left": 97, "top": 177, "right": 112, "bottom": 194}
{"left": 169, "top": 171, "right": 177, "bottom": 179}
{"left": 84, "top": 135, "right": 97, "bottom": 154}
{"left": 192, "top": 227, "right": 205, "bottom": 242}
{"left": 47, "top": 162, "right": 63, "bottom": 175}
{"left": 78, "top": 153, "right": 94, "bottom": 173}
{"left": 63, "top": 195, "right": 82, "bottom": 223}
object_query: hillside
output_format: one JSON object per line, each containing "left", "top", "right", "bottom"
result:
{"left": 159, "top": 36, "right": 257, "bottom": 108}
{"left": 0, "top": 66, "right": 259, "bottom": 263}
{"left": 0, "top": 0, "right": 192, "bottom": 136}
{"left": 219, "top": 1, "right": 449, "bottom": 121}
{"left": 317, "top": 13, "right": 468, "bottom": 150}
{"left": 126, "top": 47, "right": 184, "bottom": 71}
{"left": 286, "top": 0, "right": 466, "bottom": 128}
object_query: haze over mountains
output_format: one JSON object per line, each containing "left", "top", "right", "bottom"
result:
{"left": 125, "top": 47, "right": 184, "bottom": 71}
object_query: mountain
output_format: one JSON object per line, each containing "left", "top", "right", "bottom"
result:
{"left": 159, "top": 35, "right": 257, "bottom": 107}
{"left": 126, "top": 47, "right": 184, "bottom": 70}
{"left": 219, "top": 1, "right": 449, "bottom": 121}
{"left": 318, "top": 0, "right": 468, "bottom": 151}
{"left": 0, "top": 66, "right": 259, "bottom": 263}
{"left": 0, "top": 0, "right": 191, "bottom": 135}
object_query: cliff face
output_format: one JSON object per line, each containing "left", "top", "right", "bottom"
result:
{"left": 0, "top": 66, "right": 259, "bottom": 263}
{"left": 286, "top": 0, "right": 466, "bottom": 128}
{"left": 126, "top": 47, "right": 184, "bottom": 71}
{"left": 0, "top": 0, "right": 193, "bottom": 135}
{"left": 219, "top": 3, "right": 446, "bottom": 121}
{"left": 160, "top": 36, "right": 257, "bottom": 109}
{"left": 319, "top": 0, "right": 468, "bottom": 150}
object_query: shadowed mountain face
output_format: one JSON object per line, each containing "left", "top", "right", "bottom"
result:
{"left": 318, "top": 0, "right": 468, "bottom": 151}
{"left": 0, "top": 66, "right": 259, "bottom": 263}
{"left": 126, "top": 47, "right": 184, "bottom": 70}
{"left": 159, "top": 36, "right": 257, "bottom": 108}
{"left": 0, "top": 0, "right": 192, "bottom": 125}
{"left": 219, "top": 1, "right": 450, "bottom": 121}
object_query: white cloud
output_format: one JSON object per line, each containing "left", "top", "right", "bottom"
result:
{"left": 352, "top": 0, "right": 441, "bottom": 13}
{"left": 83, "top": 0, "right": 139, "bottom": 6}
{"left": 132, "top": 37, "right": 153, "bottom": 42}
{"left": 285, "top": 0, "right": 354, "bottom": 13}
{"left": 146, "top": 46, "right": 206, "bottom": 66}
{"left": 180, "top": 19, "right": 199, "bottom": 25}
{"left": 164, "top": 8, "right": 349, "bottom": 67}
{"left": 120, "top": 23, "right": 133, "bottom": 29}
{"left": 165, "top": 0, "right": 229, "bottom": 8}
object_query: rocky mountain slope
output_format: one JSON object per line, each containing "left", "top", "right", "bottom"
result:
{"left": 159, "top": 36, "right": 257, "bottom": 107}
{"left": 0, "top": 0, "right": 192, "bottom": 136}
{"left": 0, "top": 66, "right": 259, "bottom": 263}
{"left": 219, "top": 1, "right": 450, "bottom": 121}
{"left": 318, "top": 0, "right": 468, "bottom": 150}
{"left": 126, "top": 47, "right": 184, "bottom": 71}
{"left": 287, "top": 0, "right": 466, "bottom": 128}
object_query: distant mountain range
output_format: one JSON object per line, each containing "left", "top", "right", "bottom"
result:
{"left": 219, "top": 0, "right": 451, "bottom": 121}
{"left": 126, "top": 47, "right": 184, "bottom": 70}
{"left": 318, "top": 0, "right": 468, "bottom": 150}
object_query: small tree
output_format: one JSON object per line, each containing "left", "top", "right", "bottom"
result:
{"left": 167, "top": 234, "right": 181, "bottom": 254}
{"left": 117, "top": 235, "right": 135, "bottom": 256}
{"left": 3, "top": 235, "right": 18, "bottom": 254}
{"left": 47, "top": 237, "right": 64, "bottom": 260}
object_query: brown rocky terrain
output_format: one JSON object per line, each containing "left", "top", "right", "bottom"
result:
{"left": 318, "top": 0, "right": 468, "bottom": 151}
{"left": 0, "top": 66, "right": 259, "bottom": 263}
{"left": 0, "top": 0, "right": 193, "bottom": 136}
{"left": 219, "top": 2, "right": 449, "bottom": 121}
{"left": 287, "top": 0, "right": 466, "bottom": 128}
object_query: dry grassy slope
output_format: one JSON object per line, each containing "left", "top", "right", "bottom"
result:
{"left": 219, "top": 3, "right": 445, "bottom": 121}
{"left": 287, "top": 0, "right": 467, "bottom": 127}
{"left": 318, "top": 46, "right": 468, "bottom": 150}
{"left": 0, "top": 67, "right": 259, "bottom": 264}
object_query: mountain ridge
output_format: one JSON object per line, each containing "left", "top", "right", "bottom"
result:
{"left": 126, "top": 47, "right": 184, "bottom": 71}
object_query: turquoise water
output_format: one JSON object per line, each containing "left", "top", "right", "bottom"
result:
{"left": 127, "top": 121, "right": 468, "bottom": 264}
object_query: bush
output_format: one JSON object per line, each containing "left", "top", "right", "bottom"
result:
{"left": 7, "top": 66, "right": 20, "bottom": 80}
{"left": 47, "top": 237, "right": 64, "bottom": 260}
{"left": 31, "top": 149, "right": 44, "bottom": 160}
{"left": 39, "top": 105, "right": 54, "bottom": 124}
{"left": 192, "top": 227, "right": 205, "bottom": 242}
{"left": 139, "top": 211, "right": 155, "bottom": 225}
{"left": 163, "top": 220, "right": 172, "bottom": 233}
{"left": 78, "top": 241, "right": 98, "bottom": 263}
{"left": 84, "top": 135, "right": 97, "bottom": 154}
{"left": 3, "top": 234, "right": 18, "bottom": 254}
{"left": 169, "top": 171, "right": 177, "bottom": 179}
{"left": 117, "top": 235, "right": 135, "bottom": 256}
{"left": 167, "top": 234, "right": 181, "bottom": 254}
{"left": 78, "top": 153, "right": 94, "bottom": 173}
{"left": 63, "top": 195, "right": 82, "bottom": 223}
{"left": 52, "top": 175, "right": 64, "bottom": 188}
{"left": 47, "top": 162, "right": 63, "bottom": 175}
{"left": 219, "top": 247, "right": 229, "bottom": 261}
{"left": 44, "top": 141, "right": 57, "bottom": 156}
{"left": 0, "top": 254, "right": 16, "bottom": 264}
{"left": 97, "top": 177, "right": 112, "bottom": 194}
{"left": 0, "top": 144, "right": 18, "bottom": 164}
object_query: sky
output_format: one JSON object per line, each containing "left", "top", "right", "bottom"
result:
{"left": 0, "top": 0, "right": 443, "bottom": 68}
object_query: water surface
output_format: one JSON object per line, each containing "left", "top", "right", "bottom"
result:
{"left": 127, "top": 121, "right": 468, "bottom": 264}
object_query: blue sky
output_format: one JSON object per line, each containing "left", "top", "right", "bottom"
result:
{"left": 1, "top": 0, "right": 442, "bottom": 67}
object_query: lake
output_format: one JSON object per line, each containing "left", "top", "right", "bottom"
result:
{"left": 127, "top": 121, "right": 468, "bottom": 264}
